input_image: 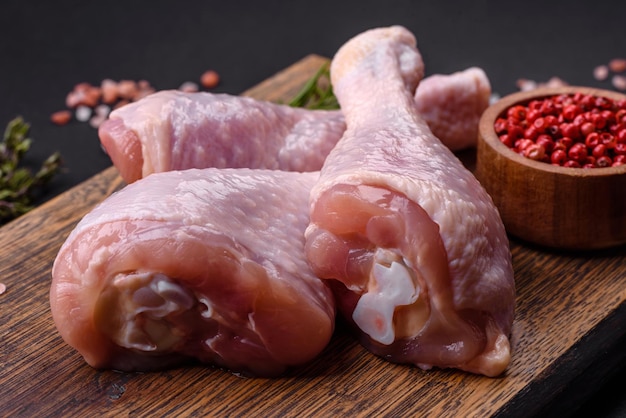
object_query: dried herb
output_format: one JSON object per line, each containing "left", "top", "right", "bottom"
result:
{"left": 288, "top": 63, "right": 339, "bottom": 110}
{"left": 0, "top": 117, "right": 62, "bottom": 224}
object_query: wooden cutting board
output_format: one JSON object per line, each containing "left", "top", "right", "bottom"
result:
{"left": 1, "top": 54, "right": 625, "bottom": 418}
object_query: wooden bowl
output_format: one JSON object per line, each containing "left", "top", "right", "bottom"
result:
{"left": 476, "top": 86, "right": 626, "bottom": 250}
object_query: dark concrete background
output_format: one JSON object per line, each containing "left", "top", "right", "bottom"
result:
{"left": 1, "top": 1, "right": 624, "bottom": 415}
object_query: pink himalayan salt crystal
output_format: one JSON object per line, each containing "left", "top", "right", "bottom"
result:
{"left": 516, "top": 76, "right": 568, "bottom": 92}
{"left": 179, "top": 81, "right": 199, "bottom": 93}
{"left": 593, "top": 65, "right": 609, "bottom": 81}
{"left": 612, "top": 74, "right": 626, "bottom": 91}
{"left": 101, "top": 79, "right": 119, "bottom": 104}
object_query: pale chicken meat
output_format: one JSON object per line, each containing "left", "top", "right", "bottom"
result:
{"left": 99, "top": 93, "right": 345, "bottom": 183}
{"left": 304, "top": 26, "right": 515, "bottom": 377}
{"left": 414, "top": 67, "right": 491, "bottom": 151}
{"left": 50, "top": 168, "right": 335, "bottom": 377}
{"left": 98, "top": 68, "right": 490, "bottom": 183}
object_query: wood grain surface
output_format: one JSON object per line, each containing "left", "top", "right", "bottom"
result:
{"left": 1, "top": 54, "right": 625, "bottom": 418}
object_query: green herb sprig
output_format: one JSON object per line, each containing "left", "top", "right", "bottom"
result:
{"left": 288, "top": 63, "right": 340, "bottom": 110}
{"left": 0, "top": 117, "right": 62, "bottom": 224}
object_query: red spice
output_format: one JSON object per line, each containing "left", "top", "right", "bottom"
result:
{"left": 615, "top": 154, "right": 626, "bottom": 164}
{"left": 592, "top": 143, "right": 607, "bottom": 158}
{"left": 535, "top": 134, "right": 554, "bottom": 153}
{"left": 560, "top": 123, "right": 580, "bottom": 139}
{"left": 494, "top": 117, "right": 507, "bottom": 134}
{"left": 562, "top": 104, "right": 582, "bottom": 120}
{"left": 66, "top": 83, "right": 101, "bottom": 108}
{"left": 496, "top": 92, "right": 626, "bottom": 168}
{"left": 563, "top": 160, "right": 581, "bottom": 168}
{"left": 50, "top": 110, "right": 72, "bottom": 126}
{"left": 609, "top": 58, "right": 626, "bottom": 73}
{"left": 56, "top": 70, "right": 219, "bottom": 129}
{"left": 551, "top": 149, "right": 567, "bottom": 165}
{"left": 526, "top": 108, "right": 541, "bottom": 123}
{"left": 200, "top": 70, "right": 220, "bottom": 89}
{"left": 580, "top": 121, "right": 595, "bottom": 137}
{"left": 568, "top": 143, "right": 588, "bottom": 163}
{"left": 596, "top": 155, "right": 613, "bottom": 167}
{"left": 524, "top": 125, "right": 540, "bottom": 140}
{"left": 558, "top": 137, "right": 574, "bottom": 150}
{"left": 601, "top": 132, "right": 616, "bottom": 149}
{"left": 515, "top": 138, "right": 534, "bottom": 152}
{"left": 585, "top": 132, "right": 600, "bottom": 148}
{"left": 615, "top": 143, "right": 626, "bottom": 155}
{"left": 524, "top": 144, "right": 545, "bottom": 160}
{"left": 499, "top": 134, "right": 514, "bottom": 148}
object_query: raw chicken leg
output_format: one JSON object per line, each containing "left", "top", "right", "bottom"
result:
{"left": 50, "top": 168, "right": 335, "bottom": 377}
{"left": 99, "top": 93, "right": 345, "bottom": 183}
{"left": 304, "top": 26, "right": 515, "bottom": 377}
{"left": 98, "top": 68, "right": 490, "bottom": 183}
{"left": 414, "top": 67, "right": 490, "bottom": 151}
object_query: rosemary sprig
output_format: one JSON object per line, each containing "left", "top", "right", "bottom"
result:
{"left": 288, "top": 63, "right": 340, "bottom": 110}
{"left": 0, "top": 117, "right": 62, "bottom": 224}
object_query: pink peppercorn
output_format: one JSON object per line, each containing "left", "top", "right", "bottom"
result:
{"left": 568, "top": 143, "right": 588, "bottom": 163}
{"left": 497, "top": 93, "right": 626, "bottom": 168}
{"left": 551, "top": 149, "right": 567, "bottom": 165}
{"left": 596, "top": 156, "right": 613, "bottom": 167}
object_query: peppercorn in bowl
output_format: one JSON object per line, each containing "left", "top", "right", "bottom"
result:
{"left": 476, "top": 86, "right": 626, "bottom": 250}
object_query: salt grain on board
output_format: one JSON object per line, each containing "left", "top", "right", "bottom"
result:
{"left": 612, "top": 74, "right": 626, "bottom": 91}
{"left": 87, "top": 105, "right": 111, "bottom": 128}
{"left": 75, "top": 105, "right": 92, "bottom": 122}
{"left": 516, "top": 78, "right": 537, "bottom": 92}
{"left": 0, "top": 283, "right": 6, "bottom": 295}
{"left": 515, "top": 77, "right": 568, "bottom": 92}
{"left": 593, "top": 65, "right": 609, "bottom": 81}
{"left": 179, "top": 81, "right": 199, "bottom": 93}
